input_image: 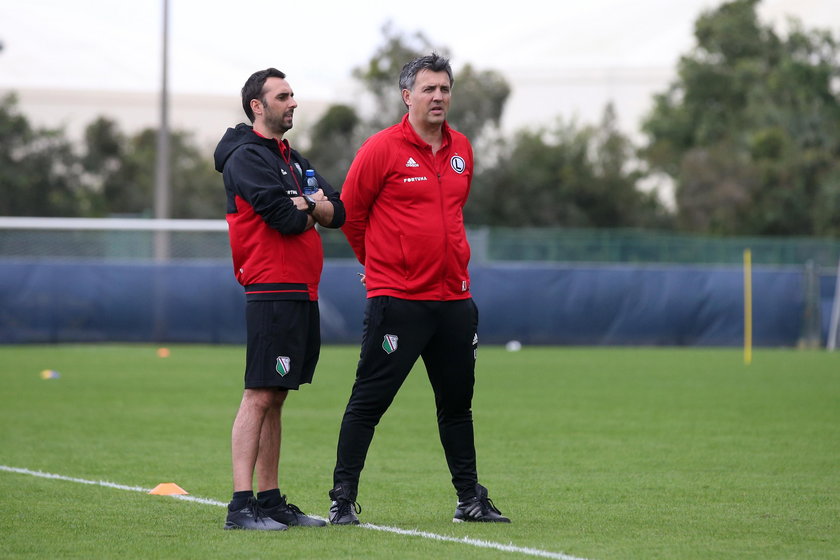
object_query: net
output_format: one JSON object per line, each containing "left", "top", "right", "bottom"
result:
{"left": 1, "top": 217, "right": 838, "bottom": 266}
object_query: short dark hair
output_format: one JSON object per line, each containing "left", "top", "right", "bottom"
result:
{"left": 398, "top": 53, "right": 454, "bottom": 93}
{"left": 241, "top": 68, "right": 286, "bottom": 122}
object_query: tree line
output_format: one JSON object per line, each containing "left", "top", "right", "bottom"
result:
{"left": 2, "top": 0, "right": 838, "bottom": 236}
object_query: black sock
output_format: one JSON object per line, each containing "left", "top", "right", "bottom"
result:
{"left": 257, "top": 488, "right": 282, "bottom": 508}
{"left": 229, "top": 490, "right": 253, "bottom": 511}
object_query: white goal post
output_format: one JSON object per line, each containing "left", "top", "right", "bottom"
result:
{"left": 0, "top": 216, "right": 354, "bottom": 261}
{"left": 0, "top": 216, "right": 229, "bottom": 261}
{"left": 0, "top": 216, "right": 227, "bottom": 232}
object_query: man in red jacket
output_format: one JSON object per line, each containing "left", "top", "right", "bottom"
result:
{"left": 214, "top": 68, "right": 344, "bottom": 530}
{"left": 328, "top": 53, "right": 510, "bottom": 525}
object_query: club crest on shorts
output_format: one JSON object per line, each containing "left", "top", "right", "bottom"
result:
{"left": 382, "top": 334, "right": 399, "bottom": 354}
{"left": 275, "top": 356, "right": 291, "bottom": 376}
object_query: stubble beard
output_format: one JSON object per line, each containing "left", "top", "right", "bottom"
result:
{"left": 264, "top": 109, "right": 293, "bottom": 137}
{"left": 428, "top": 103, "right": 447, "bottom": 125}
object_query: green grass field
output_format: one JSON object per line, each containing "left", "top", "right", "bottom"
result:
{"left": 1, "top": 344, "right": 838, "bottom": 559}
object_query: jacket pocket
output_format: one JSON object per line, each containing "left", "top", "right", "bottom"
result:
{"left": 399, "top": 233, "right": 445, "bottom": 289}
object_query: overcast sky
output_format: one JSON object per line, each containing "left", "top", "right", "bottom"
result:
{"left": 0, "top": 0, "right": 837, "bottom": 133}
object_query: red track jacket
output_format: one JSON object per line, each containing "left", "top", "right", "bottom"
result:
{"left": 341, "top": 114, "right": 473, "bottom": 301}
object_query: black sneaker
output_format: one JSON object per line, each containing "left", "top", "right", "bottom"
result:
{"left": 262, "top": 494, "right": 327, "bottom": 527}
{"left": 328, "top": 486, "right": 361, "bottom": 525}
{"left": 453, "top": 484, "right": 510, "bottom": 523}
{"left": 224, "top": 497, "right": 288, "bottom": 530}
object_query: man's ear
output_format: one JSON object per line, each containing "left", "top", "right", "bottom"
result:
{"left": 250, "top": 98, "right": 263, "bottom": 118}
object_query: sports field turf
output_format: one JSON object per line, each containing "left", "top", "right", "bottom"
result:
{"left": 1, "top": 344, "right": 838, "bottom": 559}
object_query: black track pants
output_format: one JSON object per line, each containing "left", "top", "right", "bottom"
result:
{"left": 333, "top": 296, "right": 480, "bottom": 501}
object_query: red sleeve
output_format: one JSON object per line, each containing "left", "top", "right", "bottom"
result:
{"left": 340, "top": 137, "right": 387, "bottom": 266}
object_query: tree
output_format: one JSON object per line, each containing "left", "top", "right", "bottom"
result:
{"left": 87, "top": 125, "right": 220, "bottom": 219}
{"left": 80, "top": 116, "right": 126, "bottom": 216}
{"left": 168, "top": 132, "right": 224, "bottom": 219}
{"left": 311, "top": 24, "right": 513, "bottom": 189}
{"left": 350, "top": 22, "right": 510, "bottom": 142}
{"left": 323, "top": 24, "right": 664, "bottom": 229}
{"left": 0, "top": 96, "right": 221, "bottom": 219}
{"left": 0, "top": 94, "right": 93, "bottom": 216}
{"left": 641, "top": 0, "right": 840, "bottom": 235}
{"left": 466, "top": 104, "right": 669, "bottom": 228}
{"left": 351, "top": 22, "right": 437, "bottom": 133}
{"left": 447, "top": 63, "right": 510, "bottom": 142}
{"left": 304, "top": 104, "right": 361, "bottom": 189}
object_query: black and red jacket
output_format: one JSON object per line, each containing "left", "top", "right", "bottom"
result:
{"left": 214, "top": 123, "right": 345, "bottom": 301}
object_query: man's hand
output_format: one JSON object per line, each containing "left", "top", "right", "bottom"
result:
{"left": 292, "top": 189, "right": 327, "bottom": 211}
{"left": 292, "top": 189, "right": 331, "bottom": 230}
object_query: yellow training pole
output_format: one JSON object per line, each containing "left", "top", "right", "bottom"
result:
{"left": 744, "top": 249, "right": 752, "bottom": 365}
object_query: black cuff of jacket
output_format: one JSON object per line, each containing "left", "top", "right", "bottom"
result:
{"left": 325, "top": 200, "right": 346, "bottom": 229}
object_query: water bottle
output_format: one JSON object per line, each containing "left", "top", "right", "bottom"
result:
{"left": 303, "top": 169, "right": 319, "bottom": 195}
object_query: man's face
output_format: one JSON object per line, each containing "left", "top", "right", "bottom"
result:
{"left": 402, "top": 69, "right": 451, "bottom": 127}
{"left": 256, "top": 77, "right": 298, "bottom": 135}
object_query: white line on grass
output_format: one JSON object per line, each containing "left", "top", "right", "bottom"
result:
{"left": 1, "top": 465, "right": 590, "bottom": 560}
{"left": 362, "top": 522, "right": 590, "bottom": 559}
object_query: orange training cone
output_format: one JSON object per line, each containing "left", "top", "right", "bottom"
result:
{"left": 149, "top": 483, "right": 189, "bottom": 495}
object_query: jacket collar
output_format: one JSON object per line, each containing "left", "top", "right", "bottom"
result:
{"left": 252, "top": 128, "right": 291, "bottom": 158}
{"left": 400, "top": 113, "right": 451, "bottom": 151}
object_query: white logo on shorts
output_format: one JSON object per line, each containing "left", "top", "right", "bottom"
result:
{"left": 382, "top": 334, "right": 399, "bottom": 354}
{"left": 276, "top": 356, "right": 291, "bottom": 376}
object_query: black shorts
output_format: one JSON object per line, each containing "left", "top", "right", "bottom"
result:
{"left": 244, "top": 300, "right": 320, "bottom": 390}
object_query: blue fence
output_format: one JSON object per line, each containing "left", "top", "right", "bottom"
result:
{"left": 1, "top": 259, "right": 834, "bottom": 347}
